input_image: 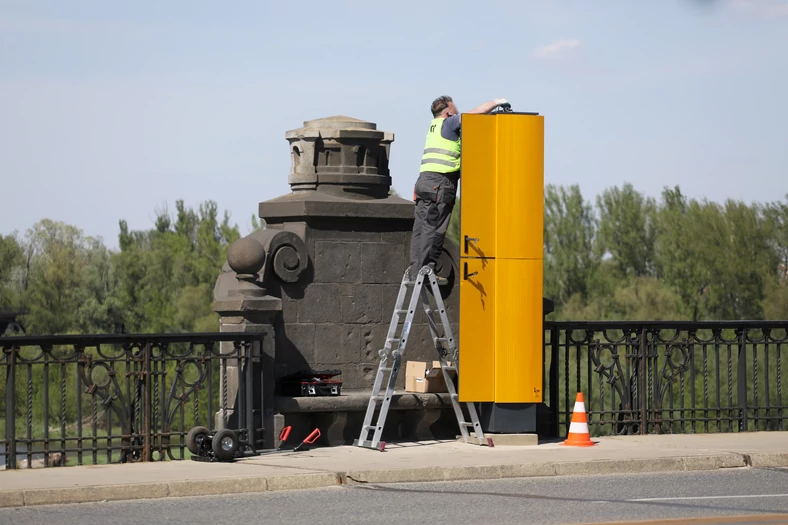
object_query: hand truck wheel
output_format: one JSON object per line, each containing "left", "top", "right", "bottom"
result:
{"left": 212, "top": 428, "right": 240, "bottom": 461}
{"left": 186, "top": 426, "right": 210, "bottom": 456}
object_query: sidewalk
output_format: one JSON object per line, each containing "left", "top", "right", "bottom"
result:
{"left": 1, "top": 432, "right": 786, "bottom": 508}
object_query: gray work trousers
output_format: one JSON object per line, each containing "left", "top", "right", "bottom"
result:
{"left": 409, "top": 171, "right": 458, "bottom": 272}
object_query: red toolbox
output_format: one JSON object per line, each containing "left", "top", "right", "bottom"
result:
{"left": 280, "top": 369, "right": 343, "bottom": 397}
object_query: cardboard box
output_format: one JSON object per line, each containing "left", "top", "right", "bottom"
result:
{"left": 404, "top": 360, "right": 456, "bottom": 393}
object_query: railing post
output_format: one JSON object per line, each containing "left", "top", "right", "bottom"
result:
{"left": 639, "top": 326, "right": 647, "bottom": 435}
{"left": 245, "top": 340, "right": 255, "bottom": 449}
{"left": 737, "top": 328, "right": 748, "bottom": 432}
{"left": 142, "top": 341, "right": 152, "bottom": 461}
{"left": 5, "top": 346, "right": 16, "bottom": 469}
{"left": 549, "top": 325, "right": 559, "bottom": 438}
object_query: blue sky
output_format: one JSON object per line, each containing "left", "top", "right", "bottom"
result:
{"left": 1, "top": 0, "right": 786, "bottom": 248}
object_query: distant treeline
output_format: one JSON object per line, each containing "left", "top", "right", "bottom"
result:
{"left": 448, "top": 183, "right": 788, "bottom": 322}
{"left": 1, "top": 184, "right": 787, "bottom": 336}
{"left": 0, "top": 200, "right": 242, "bottom": 335}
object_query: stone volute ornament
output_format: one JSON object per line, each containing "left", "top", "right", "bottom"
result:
{"left": 223, "top": 230, "right": 309, "bottom": 299}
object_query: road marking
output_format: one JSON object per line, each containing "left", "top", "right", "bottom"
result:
{"left": 576, "top": 513, "right": 788, "bottom": 524}
{"left": 629, "top": 494, "right": 788, "bottom": 502}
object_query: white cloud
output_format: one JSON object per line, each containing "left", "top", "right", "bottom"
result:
{"left": 728, "top": 0, "right": 755, "bottom": 9}
{"left": 771, "top": 3, "right": 788, "bottom": 16}
{"left": 726, "top": 0, "right": 788, "bottom": 17}
{"left": 531, "top": 39, "right": 581, "bottom": 59}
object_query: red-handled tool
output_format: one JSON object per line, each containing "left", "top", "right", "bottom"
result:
{"left": 292, "top": 428, "right": 320, "bottom": 452}
{"left": 277, "top": 425, "right": 292, "bottom": 448}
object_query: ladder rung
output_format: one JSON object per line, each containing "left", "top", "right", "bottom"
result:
{"left": 460, "top": 422, "right": 475, "bottom": 427}
{"left": 394, "top": 309, "right": 408, "bottom": 314}
{"left": 362, "top": 425, "right": 379, "bottom": 431}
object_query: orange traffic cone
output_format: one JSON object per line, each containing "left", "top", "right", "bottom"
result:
{"left": 562, "top": 392, "right": 596, "bottom": 447}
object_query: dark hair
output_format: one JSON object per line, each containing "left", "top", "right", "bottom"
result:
{"left": 431, "top": 96, "right": 453, "bottom": 117}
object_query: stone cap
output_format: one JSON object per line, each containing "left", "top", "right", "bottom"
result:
{"left": 284, "top": 115, "right": 395, "bottom": 199}
{"left": 285, "top": 116, "right": 394, "bottom": 141}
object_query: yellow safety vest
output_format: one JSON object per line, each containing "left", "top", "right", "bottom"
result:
{"left": 420, "top": 118, "right": 461, "bottom": 174}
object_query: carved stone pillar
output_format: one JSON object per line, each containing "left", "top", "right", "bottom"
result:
{"left": 215, "top": 115, "right": 461, "bottom": 448}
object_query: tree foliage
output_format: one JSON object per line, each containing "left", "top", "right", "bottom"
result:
{"left": 3, "top": 187, "right": 788, "bottom": 336}
{"left": 0, "top": 233, "right": 24, "bottom": 310}
{"left": 544, "top": 184, "right": 599, "bottom": 307}
{"left": 447, "top": 185, "right": 788, "bottom": 322}
{"left": 595, "top": 182, "right": 657, "bottom": 279}
{"left": 1, "top": 201, "right": 239, "bottom": 335}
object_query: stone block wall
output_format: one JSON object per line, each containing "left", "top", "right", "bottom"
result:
{"left": 269, "top": 218, "right": 460, "bottom": 392}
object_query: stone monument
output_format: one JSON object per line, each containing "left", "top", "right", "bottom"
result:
{"left": 214, "top": 116, "right": 462, "bottom": 447}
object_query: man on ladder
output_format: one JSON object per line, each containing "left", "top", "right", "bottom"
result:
{"left": 408, "top": 95, "right": 509, "bottom": 284}
{"left": 354, "top": 96, "right": 509, "bottom": 451}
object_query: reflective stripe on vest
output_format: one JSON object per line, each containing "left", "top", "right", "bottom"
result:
{"left": 420, "top": 118, "right": 461, "bottom": 173}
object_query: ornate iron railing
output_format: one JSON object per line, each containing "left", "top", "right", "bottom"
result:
{"left": 3, "top": 322, "right": 787, "bottom": 468}
{"left": 1, "top": 333, "right": 265, "bottom": 469}
{"left": 545, "top": 321, "right": 788, "bottom": 438}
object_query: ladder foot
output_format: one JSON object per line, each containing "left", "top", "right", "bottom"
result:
{"left": 353, "top": 439, "right": 386, "bottom": 451}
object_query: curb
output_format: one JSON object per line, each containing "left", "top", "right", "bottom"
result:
{"left": 342, "top": 453, "right": 751, "bottom": 485}
{"left": 2, "top": 453, "right": 786, "bottom": 509}
{"left": 0, "top": 472, "right": 343, "bottom": 509}
{"left": 747, "top": 453, "right": 788, "bottom": 468}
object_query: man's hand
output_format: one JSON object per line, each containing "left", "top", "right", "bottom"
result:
{"left": 467, "top": 98, "right": 512, "bottom": 115}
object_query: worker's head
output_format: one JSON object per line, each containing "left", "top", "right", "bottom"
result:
{"left": 431, "top": 96, "right": 457, "bottom": 118}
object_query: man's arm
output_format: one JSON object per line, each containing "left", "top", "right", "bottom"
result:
{"left": 466, "top": 98, "right": 509, "bottom": 115}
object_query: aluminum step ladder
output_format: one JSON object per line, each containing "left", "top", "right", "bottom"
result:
{"left": 353, "top": 265, "right": 492, "bottom": 451}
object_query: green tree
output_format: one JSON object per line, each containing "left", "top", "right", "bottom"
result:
{"left": 707, "top": 199, "right": 774, "bottom": 319}
{"left": 595, "top": 183, "right": 657, "bottom": 279}
{"left": 653, "top": 189, "right": 775, "bottom": 320}
{"left": 75, "top": 237, "right": 124, "bottom": 333}
{"left": 653, "top": 187, "right": 710, "bottom": 320}
{"left": 764, "top": 194, "right": 788, "bottom": 277}
{"left": 762, "top": 194, "right": 788, "bottom": 319}
{"left": 543, "top": 184, "right": 598, "bottom": 308}
{"left": 611, "top": 276, "right": 685, "bottom": 320}
{"left": 19, "top": 220, "right": 93, "bottom": 334}
{"left": 115, "top": 200, "right": 240, "bottom": 333}
{"left": 0, "top": 233, "right": 24, "bottom": 309}
{"left": 250, "top": 214, "right": 267, "bottom": 232}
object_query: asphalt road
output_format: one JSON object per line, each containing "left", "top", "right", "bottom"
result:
{"left": 2, "top": 468, "right": 788, "bottom": 525}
